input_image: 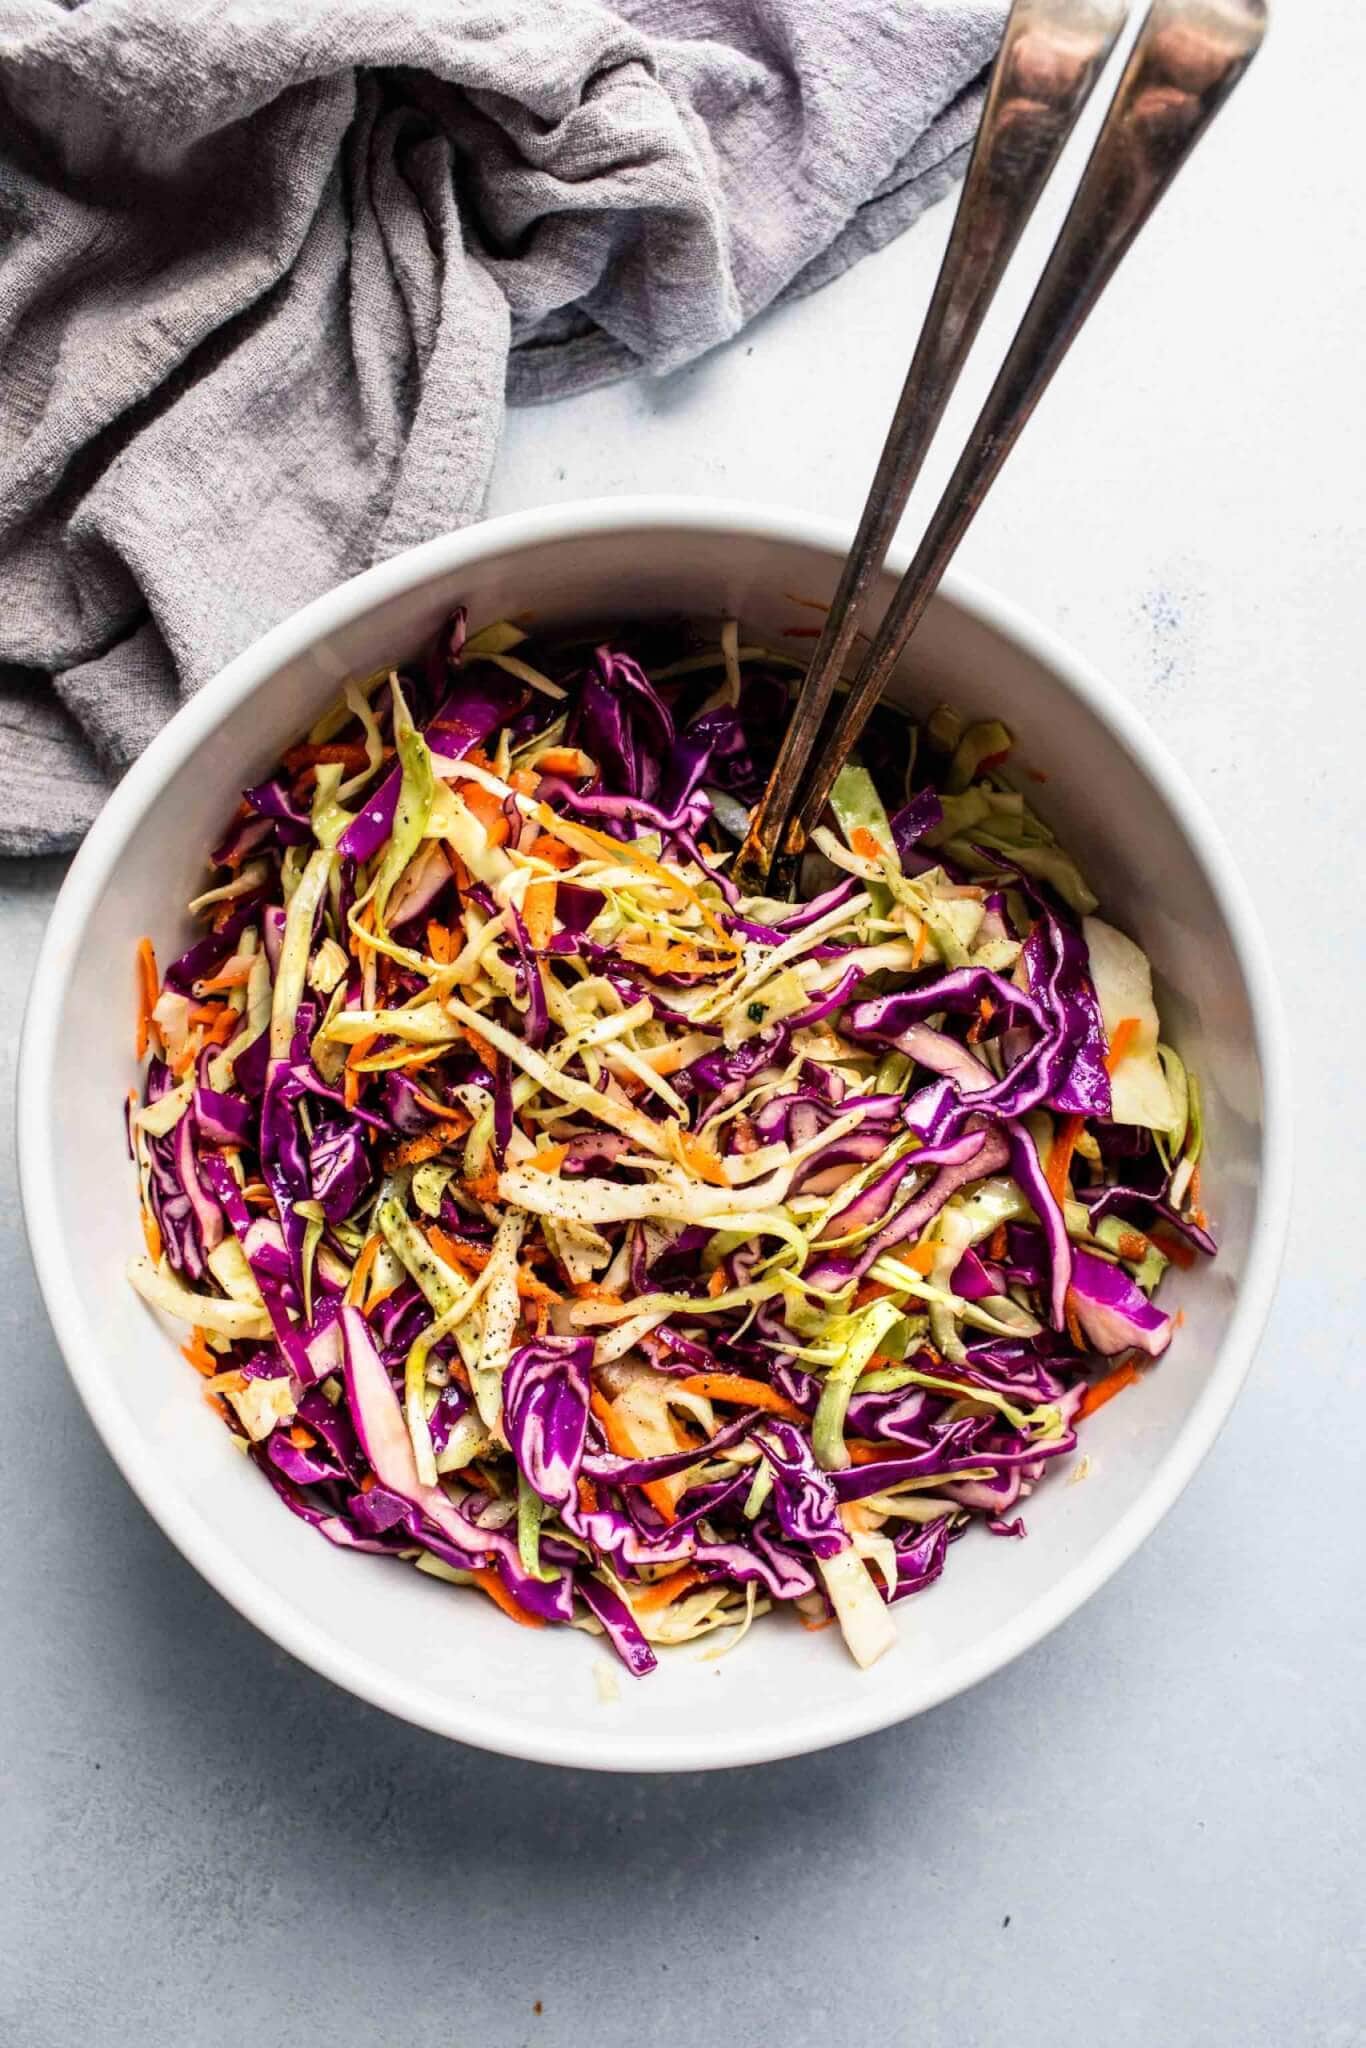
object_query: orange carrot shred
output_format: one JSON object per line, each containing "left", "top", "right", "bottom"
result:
{"left": 632, "top": 1566, "right": 704, "bottom": 1616}
{"left": 1064, "top": 1290, "right": 1086, "bottom": 1352}
{"left": 671, "top": 1374, "right": 809, "bottom": 1425}
{"left": 1149, "top": 1224, "right": 1197, "bottom": 1270}
{"left": 346, "top": 1233, "right": 381, "bottom": 1307}
{"left": 590, "top": 1392, "right": 678, "bottom": 1523}
{"left": 472, "top": 1567, "right": 545, "bottom": 1627}
{"left": 180, "top": 1328, "right": 216, "bottom": 1377}
{"left": 910, "top": 922, "right": 928, "bottom": 972}
{"left": 391, "top": 1130, "right": 447, "bottom": 1168}
{"left": 527, "top": 831, "right": 576, "bottom": 871}
{"left": 523, "top": 1143, "right": 569, "bottom": 1175}
{"left": 288, "top": 1424, "right": 316, "bottom": 1450}
{"left": 411, "top": 1087, "right": 471, "bottom": 1127}
{"left": 461, "top": 780, "right": 510, "bottom": 845}
{"left": 706, "top": 1266, "right": 728, "bottom": 1298}
{"left": 533, "top": 748, "right": 590, "bottom": 779}
{"left": 1104, "top": 1015, "right": 1141, "bottom": 1075}
{"left": 850, "top": 826, "right": 884, "bottom": 862}
{"left": 135, "top": 937, "right": 159, "bottom": 1059}
{"left": 1079, "top": 1358, "right": 1140, "bottom": 1418}
{"left": 142, "top": 1209, "right": 163, "bottom": 1263}
{"left": 1046, "top": 1113, "right": 1087, "bottom": 1205}
{"left": 522, "top": 877, "right": 557, "bottom": 950}
{"left": 458, "top": 1021, "right": 499, "bottom": 1069}
{"left": 427, "top": 1227, "right": 490, "bottom": 1275}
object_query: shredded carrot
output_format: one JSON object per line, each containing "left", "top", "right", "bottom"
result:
{"left": 203, "top": 1006, "right": 240, "bottom": 1045}
{"left": 462, "top": 779, "right": 510, "bottom": 846}
{"left": 343, "top": 1032, "right": 378, "bottom": 1109}
{"left": 910, "top": 921, "right": 928, "bottom": 971}
{"left": 135, "top": 937, "right": 160, "bottom": 1059}
{"left": 527, "top": 831, "right": 576, "bottom": 871}
{"left": 522, "top": 877, "right": 557, "bottom": 950}
{"left": 196, "top": 960, "right": 254, "bottom": 994}
{"left": 577, "top": 1477, "right": 599, "bottom": 1515}
{"left": 516, "top": 1266, "right": 563, "bottom": 1309}
{"left": 464, "top": 1168, "right": 502, "bottom": 1205}
{"left": 410, "top": 1087, "right": 471, "bottom": 1127}
{"left": 618, "top": 939, "right": 722, "bottom": 976}
{"left": 534, "top": 748, "right": 590, "bottom": 779}
{"left": 346, "top": 1233, "right": 381, "bottom": 1307}
{"left": 141, "top": 1208, "right": 163, "bottom": 1263}
{"left": 471, "top": 1567, "right": 545, "bottom": 1627}
{"left": 523, "top": 1143, "right": 568, "bottom": 1175}
{"left": 1104, "top": 1015, "right": 1141, "bottom": 1075}
{"left": 426, "top": 921, "right": 456, "bottom": 965}
{"left": 203, "top": 1391, "right": 232, "bottom": 1423}
{"left": 288, "top": 1424, "right": 316, "bottom": 1450}
{"left": 1116, "top": 1228, "right": 1150, "bottom": 1263}
{"left": 901, "top": 1242, "right": 936, "bottom": 1276}
{"left": 573, "top": 1282, "right": 623, "bottom": 1305}
{"left": 1078, "top": 1358, "right": 1140, "bottom": 1418}
{"left": 1064, "top": 1290, "right": 1086, "bottom": 1352}
{"left": 1046, "top": 1113, "right": 1087, "bottom": 1205}
{"left": 427, "top": 1226, "right": 490, "bottom": 1275}
{"left": 282, "top": 740, "right": 374, "bottom": 773}
{"left": 797, "top": 1608, "right": 835, "bottom": 1631}
{"left": 850, "top": 826, "right": 884, "bottom": 862}
{"left": 458, "top": 1021, "right": 499, "bottom": 1069}
{"left": 987, "top": 1222, "right": 1008, "bottom": 1262}
{"left": 350, "top": 898, "right": 376, "bottom": 959}
{"left": 671, "top": 1374, "right": 809, "bottom": 1425}
{"left": 670, "top": 1126, "right": 729, "bottom": 1188}
{"left": 1173, "top": 1308, "right": 1186, "bottom": 1329}
{"left": 1148, "top": 1224, "right": 1196, "bottom": 1270}
{"left": 391, "top": 1130, "right": 447, "bottom": 1168}
{"left": 590, "top": 1391, "right": 677, "bottom": 1523}
{"left": 632, "top": 1566, "right": 704, "bottom": 1616}
{"left": 845, "top": 1440, "right": 897, "bottom": 1465}
{"left": 706, "top": 1266, "right": 728, "bottom": 1298}
{"left": 358, "top": 1472, "right": 378, "bottom": 1494}
{"left": 180, "top": 1327, "right": 216, "bottom": 1377}
{"left": 186, "top": 1001, "right": 226, "bottom": 1027}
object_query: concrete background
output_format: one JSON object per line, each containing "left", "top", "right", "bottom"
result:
{"left": 4, "top": 7, "right": 1363, "bottom": 2044}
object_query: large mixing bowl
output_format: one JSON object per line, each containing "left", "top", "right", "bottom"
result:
{"left": 17, "top": 499, "right": 1290, "bottom": 1770}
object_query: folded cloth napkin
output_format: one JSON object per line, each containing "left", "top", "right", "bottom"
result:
{"left": 0, "top": 0, "right": 1003, "bottom": 853}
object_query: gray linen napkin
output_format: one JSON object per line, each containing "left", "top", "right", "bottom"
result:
{"left": 0, "top": 0, "right": 1003, "bottom": 853}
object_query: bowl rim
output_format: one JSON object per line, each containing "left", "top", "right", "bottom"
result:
{"left": 17, "top": 495, "right": 1293, "bottom": 1771}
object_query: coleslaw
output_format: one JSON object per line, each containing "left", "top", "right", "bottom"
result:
{"left": 125, "top": 609, "right": 1213, "bottom": 1675}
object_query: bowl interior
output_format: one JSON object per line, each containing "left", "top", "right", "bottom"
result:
{"left": 22, "top": 509, "right": 1274, "bottom": 1770}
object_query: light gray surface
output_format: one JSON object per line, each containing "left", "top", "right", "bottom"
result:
{"left": 5, "top": 5, "right": 1366, "bottom": 2043}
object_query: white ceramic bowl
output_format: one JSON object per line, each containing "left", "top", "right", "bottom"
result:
{"left": 19, "top": 499, "right": 1290, "bottom": 1772}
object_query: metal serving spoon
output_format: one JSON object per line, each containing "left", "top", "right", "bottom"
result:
{"left": 736, "top": 0, "right": 1266, "bottom": 894}
{"left": 734, "top": 0, "right": 1128, "bottom": 892}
